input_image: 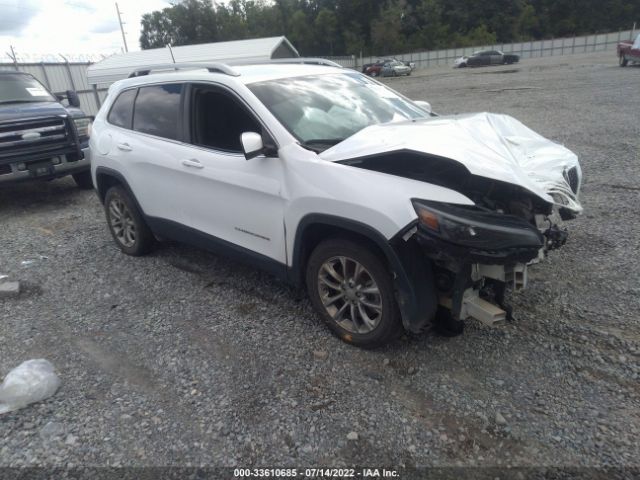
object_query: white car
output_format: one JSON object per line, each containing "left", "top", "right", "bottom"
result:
{"left": 90, "top": 61, "right": 582, "bottom": 348}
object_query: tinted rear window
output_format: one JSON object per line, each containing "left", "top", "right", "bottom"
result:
{"left": 133, "top": 84, "right": 183, "bottom": 140}
{"left": 107, "top": 89, "right": 137, "bottom": 129}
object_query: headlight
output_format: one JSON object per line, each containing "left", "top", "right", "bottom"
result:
{"left": 412, "top": 199, "right": 543, "bottom": 250}
{"left": 73, "top": 116, "right": 91, "bottom": 139}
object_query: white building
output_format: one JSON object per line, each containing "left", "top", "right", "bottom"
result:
{"left": 87, "top": 36, "right": 299, "bottom": 86}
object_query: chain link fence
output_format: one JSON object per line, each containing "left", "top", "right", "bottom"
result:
{"left": 327, "top": 29, "right": 636, "bottom": 71}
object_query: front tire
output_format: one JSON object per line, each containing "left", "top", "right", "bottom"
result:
{"left": 104, "top": 185, "right": 154, "bottom": 256}
{"left": 306, "top": 238, "right": 402, "bottom": 348}
{"left": 370, "top": 71, "right": 378, "bottom": 77}
{"left": 72, "top": 171, "right": 93, "bottom": 190}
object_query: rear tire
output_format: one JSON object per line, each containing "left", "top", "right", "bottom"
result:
{"left": 306, "top": 238, "right": 402, "bottom": 348}
{"left": 104, "top": 185, "right": 154, "bottom": 256}
{"left": 72, "top": 171, "right": 93, "bottom": 190}
{"left": 619, "top": 55, "right": 628, "bottom": 67}
{"left": 371, "top": 71, "right": 378, "bottom": 77}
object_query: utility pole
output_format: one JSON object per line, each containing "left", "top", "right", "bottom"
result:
{"left": 115, "top": 2, "right": 129, "bottom": 53}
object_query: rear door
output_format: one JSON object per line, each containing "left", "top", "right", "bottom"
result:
{"left": 177, "top": 83, "right": 287, "bottom": 265}
{"left": 119, "top": 83, "right": 199, "bottom": 224}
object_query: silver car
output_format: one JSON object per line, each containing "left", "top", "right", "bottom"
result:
{"left": 382, "top": 60, "right": 412, "bottom": 77}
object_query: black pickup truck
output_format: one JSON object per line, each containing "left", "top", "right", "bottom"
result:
{"left": 0, "top": 70, "right": 92, "bottom": 189}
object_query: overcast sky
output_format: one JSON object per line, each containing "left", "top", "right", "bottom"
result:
{"left": 0, "top": 0, "right": 174, "bottom": 61}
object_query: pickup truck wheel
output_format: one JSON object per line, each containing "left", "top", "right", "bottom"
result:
{"left": 306, "top": 238, "right": 401, "bottom": 348}
{"left": 370, "top": 71, "right": 378, "bottom": 77}
{"left": 72, "top": 171, "right": 93, "bottom": 190}
{"left": 104, "top": 185, "right": 154, "bottom": 256}
{"left": 619, "top": 55, "right": 628, "bottom": 67}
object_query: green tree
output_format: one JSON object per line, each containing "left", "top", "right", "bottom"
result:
{"left": 140, "top": 0, "right": 218, "bottom": 48}
{"left": 517, "top": 3, "right": 539, "bottom": 40}
{"left": 343, "top": 21, "right": 366, "bottom": 55}
{"left": 314, "top": 8, "right": 338, "bottom": 55}
{"left": 370, "top": 1, "right": 406, "bottom": 55}
{"left": 138, "top": 0, "right": 640, "bottom": 56}
{"left": 288, "top": 10, "right": 313, "bottom": 54}
{"left": 140, "top": 10, "right": 176, "bottom": 49}
{"left": 410, "top": 0, "right": 449, "bottom": 50}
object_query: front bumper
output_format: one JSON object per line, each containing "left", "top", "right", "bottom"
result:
{"left": 0, "top": 145, "right": 89, "bottom": 184}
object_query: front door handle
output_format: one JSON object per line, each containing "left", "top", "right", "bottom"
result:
{"left": 116, "top": 142, "right": 132, "bottom": 152}
{"left": 181, "top": 159, "right": 204, "bottom": 169}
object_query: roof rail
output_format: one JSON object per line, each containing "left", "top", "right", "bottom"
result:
{"left": 128, "top": 62, "right": 240, "bottom": 78}
{"left": 269, "top": 58, "right": 343, "bottom": 68}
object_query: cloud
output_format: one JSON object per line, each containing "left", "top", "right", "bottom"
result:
{"left": 0, "top": 0, "right": 41, "bottom": 34}
{"left": 91, "top": 19, "right": 120, "bottom": 34}
{"left": 64, "top": 0, "right": 96, "bottom": 13}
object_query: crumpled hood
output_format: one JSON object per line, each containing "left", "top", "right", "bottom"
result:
{"left": 320, "top": 112, "right": 582, "bottom": 212}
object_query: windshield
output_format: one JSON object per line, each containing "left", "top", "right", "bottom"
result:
{"left": 0, "top": 73, "right": 56, "bottom": 104}
{"left": 248, "top": 73, "right": 429, "bottom": 150}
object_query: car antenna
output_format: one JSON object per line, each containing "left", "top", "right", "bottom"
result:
{"left": 167, "top": 44, "right": 176, "bottom": 65}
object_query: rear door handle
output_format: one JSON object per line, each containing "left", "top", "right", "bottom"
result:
{"left": 116, "top": 142, "right": 132, "bottom": 152}
{"left": 181, "top": 159, "right": 204, "bottom": 169}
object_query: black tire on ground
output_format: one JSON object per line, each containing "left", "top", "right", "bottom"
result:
{"left": 619, "top": 55, "right": 628, "bottom": 67}
{"left": 72, "top": 170, "right": 94, "bottom": 190}
{"left": 104, "top": 185, "right": 154, "bottom": 256}
{"left": 371, "top": 71, "right": 378, "bottom": 77}
{"left": 305, "top": 238, "right": 402, "bottom": 348}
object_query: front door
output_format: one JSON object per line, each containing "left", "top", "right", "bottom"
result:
{"left": 176, "top": 83, "right": 287, "bottom": 265}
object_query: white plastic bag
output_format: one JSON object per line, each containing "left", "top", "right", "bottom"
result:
{"left": 0, "top": 359, "right": 60, "bottom": 414}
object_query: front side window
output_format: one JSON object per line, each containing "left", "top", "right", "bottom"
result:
{"left": 133, "top": 84, "right": 183, "bottom": 140}
{"left": 0, "top": 73, "right": 55, "bottom": 104}
{"left": 107, "top": 89, "right": 137, "bottom": 129}
{"left": 248, "top": 73, "right": 428, "bottom": 151}
{"left": 190, "top": 86, "right": 261, "bottom": 153}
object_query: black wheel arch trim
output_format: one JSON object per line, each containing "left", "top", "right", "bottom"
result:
{"left": 95, "top": 166, "right": 147, "bottom": 214}
{"left": 290, "top": 214, "right": 437, "bottom": 333}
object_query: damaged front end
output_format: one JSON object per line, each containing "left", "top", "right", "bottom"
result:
{"left": 327, "top": 113, "right": 583, "bottom": 332}
{"left": 410, "top": 199, "right": 544, "bottom": 328}
{"left": 402, "top": 188, "right": 579, "bottom": 330}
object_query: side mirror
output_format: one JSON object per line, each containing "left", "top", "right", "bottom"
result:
{"left": 241, "top": 132, "right": 265, "bottom": 160}
{"left": 66, "top": 90, "right": 80, "bottom": 108}
{"left": 414, "top": 100, "right": 432, "bottom": 114}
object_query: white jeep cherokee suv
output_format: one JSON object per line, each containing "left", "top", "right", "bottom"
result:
{"left": 90, "top": 62, "right": 582, "bottom": 348}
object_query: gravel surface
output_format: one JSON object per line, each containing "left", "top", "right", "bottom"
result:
{"left": 0, "top": 51, "right": 638, "bottom": 473}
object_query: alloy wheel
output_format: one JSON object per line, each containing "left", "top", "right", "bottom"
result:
{"left": 108, "top": 197, "right": 136, "bottom": 248}
{"left": 317, "top": 255, "right": 383, "bottom": 334}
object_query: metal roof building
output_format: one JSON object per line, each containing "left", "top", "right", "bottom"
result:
{"left": 87, "top": 36, "right": 298, "bottom": 86}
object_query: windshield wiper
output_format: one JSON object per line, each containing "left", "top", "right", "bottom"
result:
{"left": 0, "top": 99, "right": 50, "bottom": 105}
{"left": 299, "top": 138, "right": 343, "bottom": 153}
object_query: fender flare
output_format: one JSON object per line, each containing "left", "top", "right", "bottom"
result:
{"left": 94, "top": 166, "right": 146, "bottom": 215}
{"left": 290, "top": 214, "right": 437, "bottom": 333}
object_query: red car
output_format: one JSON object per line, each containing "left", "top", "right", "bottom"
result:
{"left": 618, "top": 34, "right": 640, "bottom": 66}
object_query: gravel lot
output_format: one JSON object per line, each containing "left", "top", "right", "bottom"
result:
{"left": 1, "top": 51, "right": 639, "bottom": 474}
